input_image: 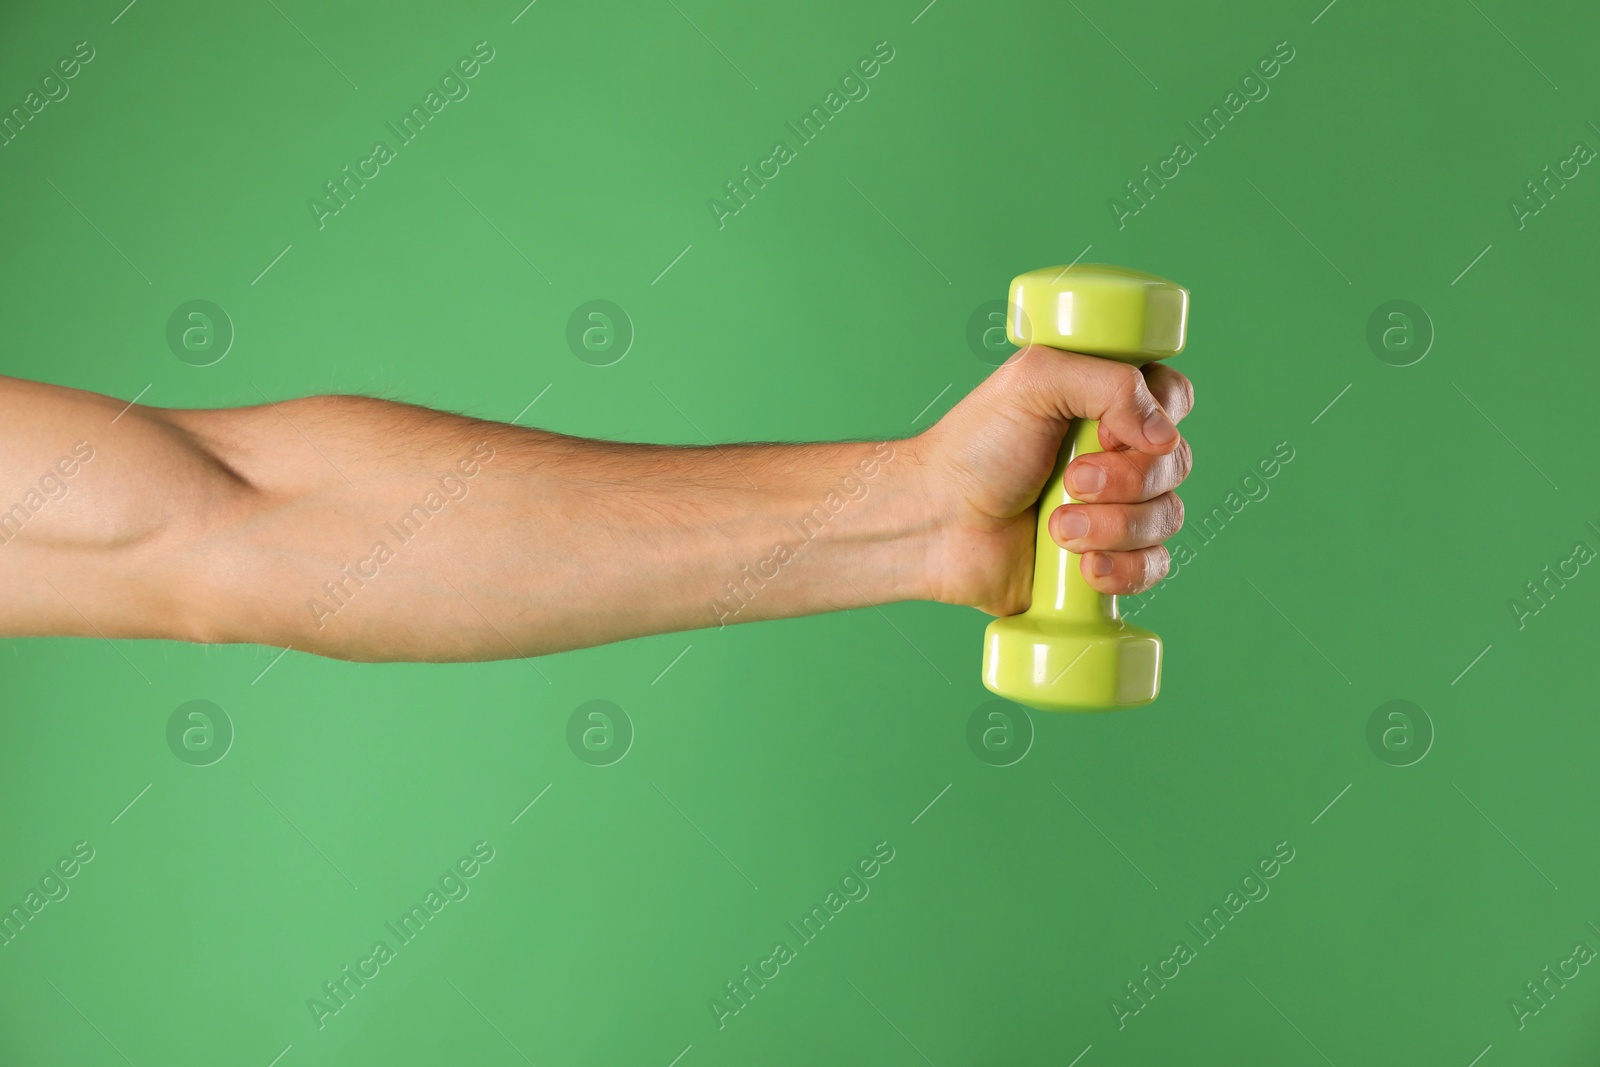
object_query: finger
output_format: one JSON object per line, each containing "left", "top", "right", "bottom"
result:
{"left": 1079, "top": 545, "right": 1171, "bottom": 595}
{"left": 1098, "top": 364, "right": 1193, "bottom": 451}
{"left": 1048, "top": 493, "right": 1185, "bottom": 553}
{"left": 1064, "top": 436, "right": 1192, "bottom": 503}
{"left": 1011, "top": 346, "right": 1180, "bottom": 456}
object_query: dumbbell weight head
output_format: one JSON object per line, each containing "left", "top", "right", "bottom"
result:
{"left": 1006, "top": 264, "right": 1188, "bottom": 363}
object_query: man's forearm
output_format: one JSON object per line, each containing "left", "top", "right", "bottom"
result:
{"left": 210, "top": 405, "right": 932, "bottom": 661}
{"left": 0, "top": 382, "right": 935, "bottom": 661}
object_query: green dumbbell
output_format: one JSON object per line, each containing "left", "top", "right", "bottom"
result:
{"left": 981, "top": 265, "right": 1190, "bottom": 712}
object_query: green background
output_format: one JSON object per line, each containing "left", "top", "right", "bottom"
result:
{"left": 2, "top": 0, "right": 1598, "bottom": 1063}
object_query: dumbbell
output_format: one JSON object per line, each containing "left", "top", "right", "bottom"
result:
{"left": 981, "top": 265, "right": 1190, "bottom": 711}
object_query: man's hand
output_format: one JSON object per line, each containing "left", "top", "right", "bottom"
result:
{"left": 909, "top": 345, "right": 1194, "bottom": 617}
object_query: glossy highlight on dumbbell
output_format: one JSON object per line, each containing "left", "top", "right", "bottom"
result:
{"left": 981, "top": 265, "right": 1190, "bottom": 712}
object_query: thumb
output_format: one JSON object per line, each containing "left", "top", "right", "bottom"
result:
{"left": 1014, "top": 345, "right": 1179, "bottom": 455}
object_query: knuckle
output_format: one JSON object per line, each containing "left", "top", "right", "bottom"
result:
{"left": 1165, "top": 492, "right": 1185, "bottom": 536}
{"left": 1148, "top": 545, "right": 1171, "bottom": 585}
{"left": 1118, "top": 554, "right": 1149, "bottom": 594}
{"left": 1127, "top": 452, "right": 1162, "bottom": 500}
{"left": 1122, "top": 547, "right": 1163, "bottom": 593}
{"left": 1094, "top": 455, "right": 1136, "bottom": 501}
{"left": 1164, "top": 370, "right": 1194, "bottom": 418}
{"left": 1112, "top": 461, "right": 1143, "bottom": 501}
{"left": 1171, "top": 437, "right": 1194, "bottom": 482}
{"left": 1099, "top": 505, "right": 1131, "bottom": 543}
{"left": 1111, "top": 362, "right": 1147, "bottom": 404}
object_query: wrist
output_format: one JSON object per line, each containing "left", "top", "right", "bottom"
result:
{"left": 730, "top": 436, "right": 936, "bottom": 616}
{"left": 829, "top": 434, "right": 940, "bottom": 607}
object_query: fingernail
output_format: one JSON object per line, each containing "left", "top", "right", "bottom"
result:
{"left": 1090, "top": 553, "right": 1114, "bottom": 577}
{"left": 1056, "top": 510, "right": 1089, "bottom": 542}
{"left": 1143, "top": 410, "right": 1177, "bottom": 445}
{"left": 1068, "top": 464, "right": 1106, "bottom": 497}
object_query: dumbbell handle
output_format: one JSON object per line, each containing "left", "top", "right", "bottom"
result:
{"left": 1029, "top": 415, "right": 1118, "bottom": 622}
